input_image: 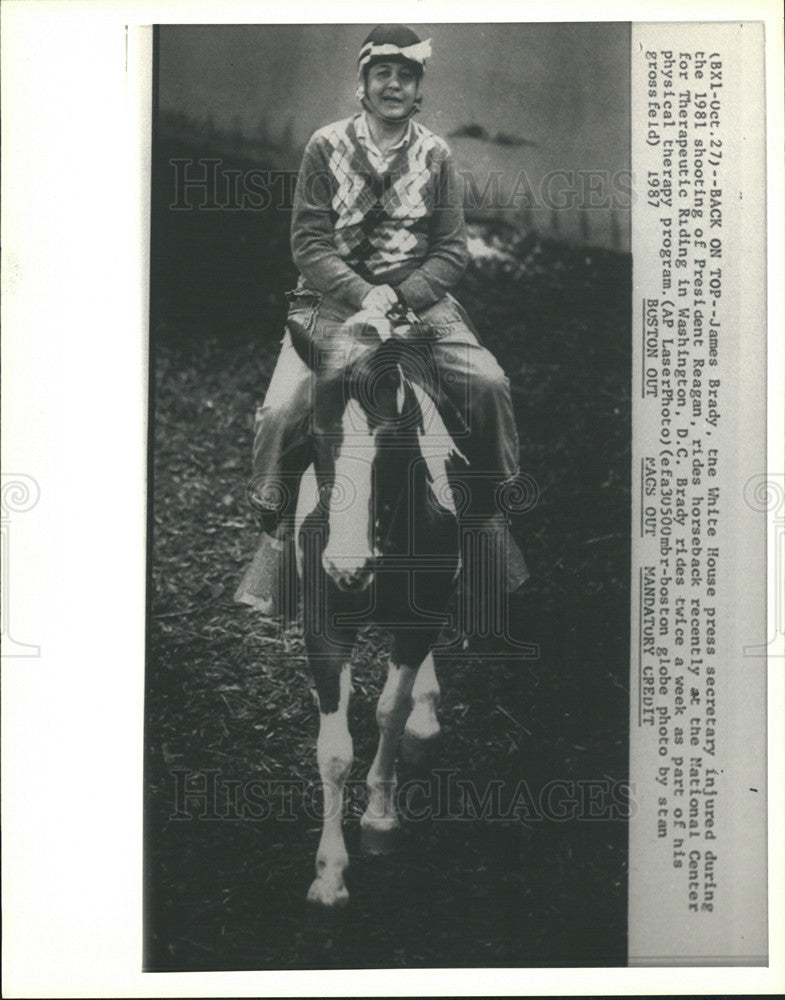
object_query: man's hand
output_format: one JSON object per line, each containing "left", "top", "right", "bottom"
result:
{"left": 361, "top": 284, "right": 399, "bottom": 316}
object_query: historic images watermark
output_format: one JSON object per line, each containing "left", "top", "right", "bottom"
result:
{"left": 244, "top": 467, "right": 540, "bottom": 657}
{"left": 168, "top": 767, "right": 636, "bottom": 825}
{"left": 1, "top": 474, "right": 41, "bottom": 657}
{"left": 242, "top": 306, "right": 541, "bottom": 653}
{"left": 167, "top": 159, "right": 634, "bottom": 214}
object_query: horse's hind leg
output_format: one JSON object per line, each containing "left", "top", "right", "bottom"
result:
{"left": 360, "top": 658, "right": 417, "bottom": 853}
{"left": 401, "top": 651, "right": 441, "bottom": 763}
{"left": 308, "top": 656, "right": 354, "bottom": 907}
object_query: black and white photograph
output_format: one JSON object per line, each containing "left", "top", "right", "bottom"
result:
{"left": 145, "top": 21, "right": 632, "bottom": 971}
{"left": 2, "top": 2, "right": 782, "bottom": 996}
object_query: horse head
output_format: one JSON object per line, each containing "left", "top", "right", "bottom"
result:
{"left": 289, "top": 310, "right": 464, "bottom": 593}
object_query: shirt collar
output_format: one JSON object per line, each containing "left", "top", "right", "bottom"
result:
{"left": 356, "top": 111, "right": 411, "bottom": 156}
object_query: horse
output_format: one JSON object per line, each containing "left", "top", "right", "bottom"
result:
{"left": 286, "top": 307, "right": 466, "bottom": 908}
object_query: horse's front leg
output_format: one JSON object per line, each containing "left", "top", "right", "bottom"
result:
{"left": 308, "top": 655, "right": 354, "bottom": 907}
{"left": 401, "top": 651, "right": 441, "bottom": 762}
{"left": 360, "top": 658, "right": 417, "bottom": 853}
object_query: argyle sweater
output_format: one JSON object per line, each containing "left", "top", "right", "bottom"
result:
{"left": 290, "top": 115, "right": 468, "bottom": 311}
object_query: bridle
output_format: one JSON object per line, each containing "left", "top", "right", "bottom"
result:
{"left": 349, "top": 322, "right": 424, "bottom": 565}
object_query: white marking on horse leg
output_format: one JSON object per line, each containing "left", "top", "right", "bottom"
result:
{"left": 360, "top": 661, "right": 416, "bottom": 847}
{"left": 308, "top": 664, "right": 353, "bottom": 907}
{"left": 405, "top": 652, "right": 442, "bottom": 741}
{"left": 400, "top": 652, "right": 442, "bottom": 764}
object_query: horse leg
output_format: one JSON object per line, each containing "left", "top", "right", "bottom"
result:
{"left": 360, "top": 658, "right": 417, "bottom": 853}
{"left": 401, "top": 651, "right": 442, "bottom": 763}
{"left": 308, "top": 657, "right": 353, "bottom": 907}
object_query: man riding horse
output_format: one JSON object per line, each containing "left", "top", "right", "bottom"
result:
{"left": 237, "top": 23, "right": 527, "bottom": 614}
{"left": 236, "top": 23, "right": 531, "bottom": 909}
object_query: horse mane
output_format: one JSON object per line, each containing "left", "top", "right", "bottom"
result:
{"left": 404, "top": 379, "right": 468, "bottom": 516}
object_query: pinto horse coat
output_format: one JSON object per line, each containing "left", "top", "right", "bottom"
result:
{"left": 287, "top": 308, "right": 465, "bottom": 906}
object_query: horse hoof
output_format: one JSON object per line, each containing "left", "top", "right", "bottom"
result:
{"left": 307, "top": 877, "right": 349, "bottom": 909}
{"left": 360, "top": 815, "right": 401, "bottom": 855}
{"left": 400, "top": 727, "right": 440, "bottom": 765}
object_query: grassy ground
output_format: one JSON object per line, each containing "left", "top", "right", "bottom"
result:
{"left": 145, "top": 190, "right": 631, "bottom": 969}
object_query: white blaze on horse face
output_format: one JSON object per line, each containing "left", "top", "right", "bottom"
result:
{"left": 409, "top": 381, "right": 468, "bottom": 515}
{"left": 322, "top": 398, "right": 376, "bottom": 582}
